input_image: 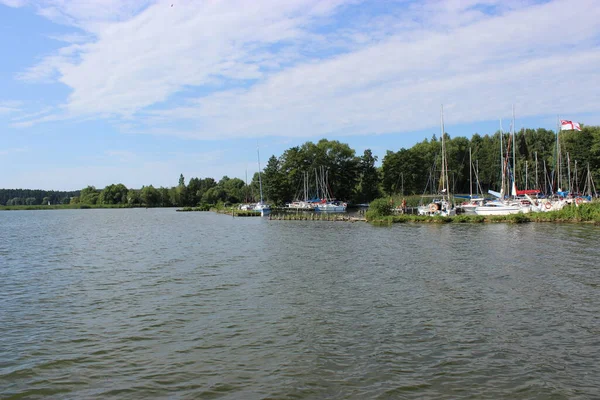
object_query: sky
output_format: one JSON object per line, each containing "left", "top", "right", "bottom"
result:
{"left": 1, "top": 0, "right": 599, "bottom": 191}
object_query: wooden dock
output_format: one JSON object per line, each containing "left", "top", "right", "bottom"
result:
{"left": 268, "top": 213, "right": 366, "bottom": 222}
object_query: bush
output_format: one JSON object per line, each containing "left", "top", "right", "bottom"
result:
{"left": 365, "top": 198, "right": 393, "bottom": 220}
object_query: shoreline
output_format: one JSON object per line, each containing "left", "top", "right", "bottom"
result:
{"left": 3, "top": 203, "right": 600, "bottom": 225}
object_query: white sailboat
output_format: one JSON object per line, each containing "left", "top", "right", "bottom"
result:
{"left": 458, "top": 147, "right": 486, "bottom": 215}
{"left": 475, "top": 107, "right": 532, "bottom": 215}
{"left": 253, "top": 145, "right": 271, "bottom": 216}
{"left": 313, "top": 166, "right": 347, "bottom": 212}
{"left": 286, "top": 171, "right": 315, "bottom": 210}
{"left": 417, "top": 105, "right": 456, "bottom": 217}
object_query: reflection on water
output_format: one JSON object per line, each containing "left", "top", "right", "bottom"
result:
{"left": 1, "top": 209, "right": 599, "bottom": 399}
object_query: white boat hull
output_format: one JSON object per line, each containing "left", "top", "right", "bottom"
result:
{"left": 314, "top": 203, "right": 346, "bottom": 212}
{"left": 474, "top": 205, "right": 523, "bottom": 216}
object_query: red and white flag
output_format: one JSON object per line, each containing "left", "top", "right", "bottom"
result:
{"left": 560, "top": 120, "right": 582, "bottom": 131}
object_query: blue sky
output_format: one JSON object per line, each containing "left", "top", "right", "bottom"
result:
{"left": 1, "top": 0, "right": 599, "bottom": 190}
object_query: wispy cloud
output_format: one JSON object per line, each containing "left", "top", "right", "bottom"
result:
{"left": 13, "top": 0, "right": 600, "bottom": 139}
{"left": 0, "top": 0, "right": 27, "bottom": 8}
{"left": 0, "top": 100, "right": 23, "bottom": 115}
{"left": 47, "top": 33, "right": 92, "bottom": 44}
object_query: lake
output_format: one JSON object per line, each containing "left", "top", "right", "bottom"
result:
{"left": 1, "top": 209, "right": 599, "bottom": 399}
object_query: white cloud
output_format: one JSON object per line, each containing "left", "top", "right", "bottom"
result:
{"left": 0, "top": 0, "right": 27, "bottom": 7}
{"left": 0, "top": 101, "right": 22, "bottom": 115}
{"left": 14, "top": 0, "right": 600, "bottom": 138}
{"left": 47, "top": 33, "right": 92, "bottom": 44}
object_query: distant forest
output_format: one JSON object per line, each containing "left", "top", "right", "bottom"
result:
{"left": 2, "top": 125, "right": 599, "bottom": 207}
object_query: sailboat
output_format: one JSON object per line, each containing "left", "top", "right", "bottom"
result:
{"left": 417, "top": 105, "right": 456, "bottom": 217}
{"left": 286, "top": 171, "right": 315, "bottom": 210}
{"left": 253, "top": 145, "right": 271, "bottom": 215}
{"left": 475, "top": 107, "right": 534, "bottom": 215}
{"left": 457, "top": 147, "right": 486, "bottom": 215}
{"left": 313, "top": 166, "right": 347, "bottom": 212}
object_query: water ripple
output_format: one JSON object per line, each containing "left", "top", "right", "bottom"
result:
{"left": 1, "top": 210, "right": 599, "bottom": 399}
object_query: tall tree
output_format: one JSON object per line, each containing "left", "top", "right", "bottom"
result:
{"left": 356, "top": 149, "right": 380, "bottom": 203}
{"left": 262, "top": 155, "right": 287, "bottom": 205}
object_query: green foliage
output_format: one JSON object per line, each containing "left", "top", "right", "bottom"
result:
{"left": 365, "top": 197, "right": 393, "bottom": 219}
{"left": 262, "top": 155, "right": 286, "bottom": 205}
{"left": 0, "top": 189, "right": 79, "bottom": 206}
{"left": 79, "top": 186, "right": 100, "bottom": 204}
{"left": 505, "top": 213, "right": 531, "bottom": 223}
{"left": 98, "top": 183, "right": 128, "bottom": 204}
{"left": 529, "top": 202, "right": 600, "bottom": 223}
{"left": 141, "top": 185, "right": 161, "bottom": 207}
{"left": 356, "top": 149, "right": 381, "bottom": 203}
{"left": 277, "top": 139, "right": 361, "bottom": 204}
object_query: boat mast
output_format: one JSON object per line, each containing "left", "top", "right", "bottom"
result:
{"left": 586, "top": 163, "right": 596, "bottom": 197}
{"left": 257, "top": 144, "right": 264, "bottom": 204}
{"left": 500, "top": 119, "right": 505, "bottom": 198}
{"left": 476, "top": 159, "right": 480, "bottom": 197}
{"left": 245, "top": 168, "right": 249, "bottom": 203}
{"left": 440, "top": 105, "right": 449, "bottom": 200}
{"left": 567, "top": 152, "right": 571, "bottom": 194}
{"left": 469, "top": 147, "right": 473, "bottom": 199}
{"left": 525, "top": 161, "right": 528, "bottom": 190}
{"left": 535, "top": 152, "right": 538, "bottom": 192}
{"left": 574, "top": 160, "right": 578, "bottom": 195}
{"left": 315, "top": 168, "right": 320, "bottom": 200}
{"left": 543, "top": 160, "right": 548, "bottom": 194}
{"left": 556, "top": 116, "right": 561, "bottom": 191}
{"left": 587, "top": 163, "right": 591, "bottom": 197}
{"left": 511, "top": 105, "right": 516, "bottom": 197}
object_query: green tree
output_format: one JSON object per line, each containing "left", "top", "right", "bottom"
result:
{"left": 127, "top": 189, "right": 142, "bottom": 206}
{"left": 355, "top": 149, "right": 380, "bottom": 203}
{"left": 221, "top": 177, "right": 246, "bottom": 204}
{"left": 202, "top": 186, "right": 226, "bottom": 205}
{"left": 262, "top": 155, "right": 287, "bottom": 205}
{"left": 99, "top": 183, "right": 128, "bottom": 204}
{"left": 141, "top": 185, "right": 160, "bottom": 207}
{"left": 159, "top": 187, "right": 173, "bottom": 207}
{"left": 79, "top": 186, "right": 100, "bottom": 204}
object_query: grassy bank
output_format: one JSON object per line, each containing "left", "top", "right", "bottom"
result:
{"left": 213, "top": 207, "right": 261, "bottom": 217}
{"left": 367, "top": 202, "right": 600, "bottom": 225}
{"left": 176, "top": 206, "right": 211, "bottom": 212}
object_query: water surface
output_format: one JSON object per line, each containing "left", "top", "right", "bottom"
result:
{"left": 1, "top": 209, "right": 599, "bottom": 399}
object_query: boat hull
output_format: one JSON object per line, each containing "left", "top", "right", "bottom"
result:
{"left": 474, "top": 205, "right": 524, "bottom": 216}
{"left": 314, "top": 203, "right": 346, "bottom": 212}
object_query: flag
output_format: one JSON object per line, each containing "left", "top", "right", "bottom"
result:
{"left": 560, "top": 120, "right": 582, "bottom": 131}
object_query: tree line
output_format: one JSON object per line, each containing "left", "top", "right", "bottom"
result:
{"left": 0, "top": 189, "right": 80, "bottom": 206}
{"left": 2, "top": 126, "right": 599, "bottom": 207}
